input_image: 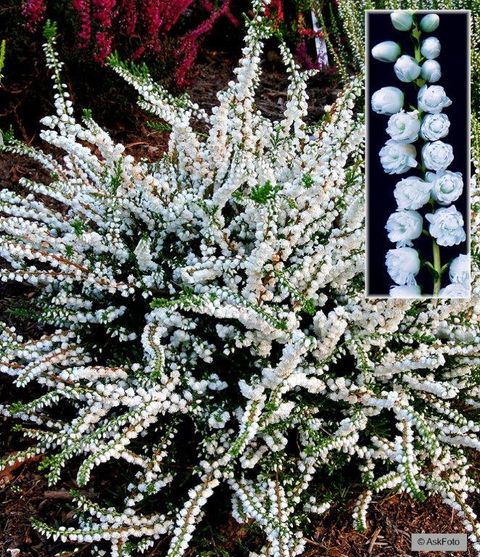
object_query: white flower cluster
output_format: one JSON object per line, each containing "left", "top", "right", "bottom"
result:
{"left": 371, "top": 10, "right": 468, "bottom": 297}
{"left": 1, "top": 3, "right": 480, "bottom": 557}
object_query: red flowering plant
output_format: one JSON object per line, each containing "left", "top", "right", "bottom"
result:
{"left": 21, "top": 0, "right": 240, "bottom": 86}
{"left": 21, "top": 0, "right": 329, "bottom": 87}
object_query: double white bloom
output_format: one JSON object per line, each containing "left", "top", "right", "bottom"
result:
{"left": 422, "top": 140, "right": 454, "bottom": 171}
{"left": 430, "top": 170, "right": 463, "bottom": 205}
{"left": 425, "top": 206, "right": 466, "bottom": 246}
{"left": 449, "top": 253, "right": 470, "bottom": 283}
{"left": 389, "top": 284, "right": 421, "bottom": 297}
{"left": 420, "top": 113, "right": 450, "bottom": 141}
{"left": 394, "top": 176, "right": 432, "bottom": 210}
{"left": 417, "top": 85, "right": 452, "bottom": 113}
{"left": 386, "top": 247, "right": 421, "bottom": 286}
{"left": 387, "top": 111, "right": 420, "bottom": 142}
{"left": 379, "top": 140, "right": 417, "bottom": 174}
{"left": 386, "top": 210, "right": 423, "bottom": 246}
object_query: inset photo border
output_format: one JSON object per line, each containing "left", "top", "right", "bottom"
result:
{"left": 365, "top": 10, "right": 471, "bottom": 299}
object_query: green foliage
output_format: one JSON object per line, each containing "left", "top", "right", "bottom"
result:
{"left": 301, "top": 173, "right": 314, "bottom": 189}
{"left": 108, "top": 52, "right": 151, "bottom": 80}
{"left": 109, "top": 160, "right": 124, "bottom": 193}
{"left": 147, "top": 121, "right": 173, "bottom": 133}
{"left": 250, "top": 181, "right": 280, "bottom": 204}
{"left": 71, "top": 218, "right": 86, "bottom": 236}
{"left": 43, "top": 20, "right": 57, "bottom": 41}
{"left": 82, "top": 108, "right": 93, "bottom": 121}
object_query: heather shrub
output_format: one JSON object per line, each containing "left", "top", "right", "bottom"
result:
{"left": 1, "top": 1, "right": 480, "bottom": 556}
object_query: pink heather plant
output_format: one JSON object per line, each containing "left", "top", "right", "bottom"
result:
{"left": 22, "top": 0, "right": 46, "bottom": 31}
{"left": 175, "top": 0, "right": 238, "bottom": 87}
{"left": 21, "top": 0, "right": 239, "bottom": 84}
{"left": 71, "top": 0, "right": 92, "bottom": 47}
{"left": 21, "top": 0, "right": 326, "bottom": 86}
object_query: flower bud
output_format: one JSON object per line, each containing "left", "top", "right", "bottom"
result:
{"left": 371, "top": 86, "right": 404, "bottom": 115}
{"left": 421, "top": 37, "right": 441, "bottom": 60}
{"left": 421, "top": 60, "right": 441, "bottom": 82}
{"left": 420, "top": 14, "right": 440, "bottom": 32}
{"left": 390, "top": 11, "right": 413, "bottom": 31}
{"left": 371, "top": 41, "right": 401, "bottom": 63}
{"left": 394, "top": 55, "right": 421, "bottom": 82}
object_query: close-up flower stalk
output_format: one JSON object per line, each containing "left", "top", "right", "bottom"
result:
{"left": 370, "top": 10, "right": 469, "bottom": 297}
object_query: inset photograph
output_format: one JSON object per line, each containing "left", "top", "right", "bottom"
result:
{"left": 366, "top": 10, "right": 470, "bottom": 298}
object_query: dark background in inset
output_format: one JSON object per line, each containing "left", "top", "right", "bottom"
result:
{"left": 366, "top": 11, "right": 469, "bottom": 296}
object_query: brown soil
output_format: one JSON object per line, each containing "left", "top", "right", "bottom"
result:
{"left": 1, "top": 461, "right": 478, "bottom": 557}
